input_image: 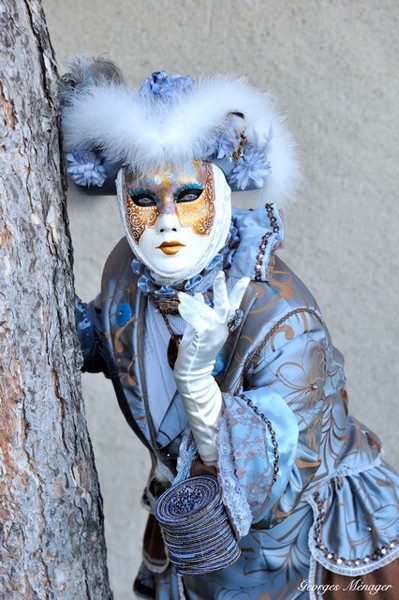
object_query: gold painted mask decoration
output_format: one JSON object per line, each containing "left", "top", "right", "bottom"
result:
{"left": 122, "top": 160, "right": 215, "bottom": 244}
{"left": 117, "top": 160, "right": 232, "bottom": 285}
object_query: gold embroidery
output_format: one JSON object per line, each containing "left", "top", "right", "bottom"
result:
{"left": 175, "top": 165, "right": 215, "bottom": 235}
{"left": 236, "top": 307, "right": 325, "bottom": 395}
{"left": 125, "top": 193, "right": 158, "bottom": 244}
{"left": 123, "top": 161, "right": 215, "bottom": 242}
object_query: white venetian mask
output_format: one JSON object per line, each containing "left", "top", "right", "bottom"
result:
{"left": 116, "top": 161, "right": 232, "bottom": 285}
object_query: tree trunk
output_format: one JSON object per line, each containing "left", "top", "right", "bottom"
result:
{"left": 0, "top": 1, "right": 113, "bottom": 597}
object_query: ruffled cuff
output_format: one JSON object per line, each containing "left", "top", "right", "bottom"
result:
{"left": 216, "top": 390, "right": 298, "bottom": 537}
{"left": 307, "top": 459, "right": 399, "bottom": 577}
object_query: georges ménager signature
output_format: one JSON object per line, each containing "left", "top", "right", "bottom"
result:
{"left": 298, "top": 578, "right": 394, "bottom": 596}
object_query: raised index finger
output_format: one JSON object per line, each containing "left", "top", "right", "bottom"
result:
{"left": 212, "top": 271, "right": 229, "bottom": 321}
{"left": 228, "top": 276, "right": 250, "bottom": 312}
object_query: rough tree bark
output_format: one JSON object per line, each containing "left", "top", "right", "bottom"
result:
{"left": 0, "top": 1, "right": 112, "bottom": 598}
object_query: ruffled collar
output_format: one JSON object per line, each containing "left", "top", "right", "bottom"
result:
{"left": 228, "top": 203, "right": 284, "bottom": 283}
{"left": 131, "top": 223, "right": 240, "bottom": 313}
{"left": 131, "top": 203, "right": 284, "bottom": 313}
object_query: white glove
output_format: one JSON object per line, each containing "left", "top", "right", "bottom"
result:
{"left": 174, "top": 271, "right": 250, "bottom": 465}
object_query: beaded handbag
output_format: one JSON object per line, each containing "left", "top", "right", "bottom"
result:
{"left": 154, "top": 475, "right": 241, "bottom": 575}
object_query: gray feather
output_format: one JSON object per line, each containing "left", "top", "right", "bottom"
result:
{"left": 60, "top": 54, "right": 126, "bottom": 106}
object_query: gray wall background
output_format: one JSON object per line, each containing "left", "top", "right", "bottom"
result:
{"left": 42, "top": 2, "right": 398, "bottom": 598}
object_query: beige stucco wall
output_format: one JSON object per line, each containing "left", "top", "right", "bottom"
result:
{"left": 42, "top": 1, "right": 398, "bottom": 598}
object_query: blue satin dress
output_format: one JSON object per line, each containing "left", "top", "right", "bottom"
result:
{"left": 76, "top": 204, "right": 399, "bottom": 599}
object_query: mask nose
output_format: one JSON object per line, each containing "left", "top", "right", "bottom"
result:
{"left": 156, "top": 213, "right": 181, "bottom": 234}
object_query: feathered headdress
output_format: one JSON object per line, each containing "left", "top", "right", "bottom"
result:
{"left": 61, "top": 55, "right": 299, "bottom": 207}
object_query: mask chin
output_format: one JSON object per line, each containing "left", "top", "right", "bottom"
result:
{"left": 117, "top": 163, "right": 232, "bottom": 286}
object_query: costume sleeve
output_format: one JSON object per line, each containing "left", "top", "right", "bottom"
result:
{"left": 75, "top": 295, "right": 110, "bottom": 377}
{"left": 215, "top": 308, "right": 328, "bottom": 538}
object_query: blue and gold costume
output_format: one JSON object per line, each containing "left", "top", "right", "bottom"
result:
{"left": 76, "top": 205, "right": 399, "bottom": 599}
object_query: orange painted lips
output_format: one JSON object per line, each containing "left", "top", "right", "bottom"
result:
{"left": 157, "top": 241, "right": 186, "bottom": 255}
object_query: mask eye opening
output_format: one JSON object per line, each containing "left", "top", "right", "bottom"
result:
{"left": 128, "top": 189, "right": 158, "bottom": 207}
{"left": 175, "top": 187, "right": 203, "bottom": 203}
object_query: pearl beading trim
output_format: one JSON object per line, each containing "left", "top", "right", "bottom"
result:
{"left": 254, "top": 203, "right": 280, "bottom": 282}
{"left": 313, "top": 491, "right": 399, "bottom": 567}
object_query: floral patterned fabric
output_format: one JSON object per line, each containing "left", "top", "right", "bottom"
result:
{"left": 76, "top": 208, "right": 399, "bottom": 599}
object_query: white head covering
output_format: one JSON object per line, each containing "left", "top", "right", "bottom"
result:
{"left": 116, "top": 163, "right": 232, "bottom": 285}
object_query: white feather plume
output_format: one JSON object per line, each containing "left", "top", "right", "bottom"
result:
{"left": 62, "top": 63, "right": 300, "bottom": 208}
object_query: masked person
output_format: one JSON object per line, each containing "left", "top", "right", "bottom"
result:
{"left": 62, "top": 56, "right": 399, "bottom": 599}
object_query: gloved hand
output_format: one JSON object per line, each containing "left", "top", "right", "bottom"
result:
{"left": 174, "top": 271, "right": 250, "bottom": 465}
